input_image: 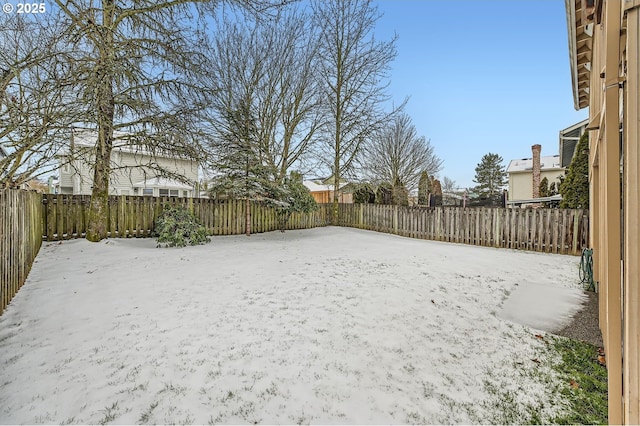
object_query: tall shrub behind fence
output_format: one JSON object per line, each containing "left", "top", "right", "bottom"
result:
{"left": 1, "top": 190, "right": 43, "bottom": 315}
{"left": 41, "top": 195, "right": 333, "bottom": 240}
{"left": 338, "top": 203, "right": 588, "bottom": 255}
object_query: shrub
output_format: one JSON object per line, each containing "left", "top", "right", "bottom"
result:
{"left": 154, "top": 207, "right": 210, "bottom": 247}
{"left": 353, "top": 183, "right": 376, "bottom": 204}
{"left": 375, "top": 182, "right": 393, "bottom": 204}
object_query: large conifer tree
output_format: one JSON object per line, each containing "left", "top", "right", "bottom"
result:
{"left": 559, "top": 132, "right": 589, "bottom": 208}
{"left": 473, "top": 153, "right": 507, "bottom": 197}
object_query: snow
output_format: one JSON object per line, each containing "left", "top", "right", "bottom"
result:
{"left": 0, "top": 226, "right": 585, "bottom": 424}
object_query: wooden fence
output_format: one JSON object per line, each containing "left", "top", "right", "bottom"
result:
{"left": 39, "top": 196, "right": 589, "bottom": 254}
{"left": 0, "top": 193, "right": 589, "bottom": 317}
{"left": 41, "top": 195, "right": 332, "bottom": 240}
{"left": 0, "top": 190, "right": 43, "bottom": 315}
{"left": 338, "top": 203, "right": 589, "bottom": 255}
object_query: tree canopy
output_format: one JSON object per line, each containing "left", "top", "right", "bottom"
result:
{"left": 473, "top": 153, "right": 507, "bottom": 197}
{"left": 360, "top": 112, "right": 442, "bottom": 193}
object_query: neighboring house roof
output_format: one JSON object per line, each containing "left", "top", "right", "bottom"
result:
{"left": 303, "top": 180, "right": 348, "bottom": 192}
{"left": 506, "top": 155, "right": 563, "bottom": 173}
{"left": 559, "top": 118, "right": 589, "bottom": 168}
{"left": 134, "top": 177, "right": 193, "bottom": 190}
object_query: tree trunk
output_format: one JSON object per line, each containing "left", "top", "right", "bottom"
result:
{"left": 86, "top": 0, "right": 116, "bottom": 242}
{"left": 246, "top": 198, "right": 251, "bottom": 236}
{"left": 332, "top": 172, "right": 339, "bottom": 225}
{"left": 85, "top": 137, "right": 112, "bottom": 241}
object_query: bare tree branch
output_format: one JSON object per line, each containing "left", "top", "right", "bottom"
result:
{"left": 359, "top": 112, "right": 443, "bottom": 192}
{"left": 312, "top": 0, "right": 405, "bottom": 220}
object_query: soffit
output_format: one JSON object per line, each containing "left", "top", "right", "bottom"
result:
{"left": 567, "top": 0, "right": 595, "bottom": 110}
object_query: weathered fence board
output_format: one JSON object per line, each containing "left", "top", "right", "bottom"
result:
{"left": 337, "top": 204, "right": 588, "bottom": 255}
{"left": 1, "top": 194, "right": 588, "bottom": 318}
{"left": 41, "top": 195, "right": 333, "bottom": 240}
{"left": 0, "top": 190, "right": 43, "bottom": 315}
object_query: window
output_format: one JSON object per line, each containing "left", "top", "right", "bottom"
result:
{"left": 142, "top": 188, "right": 153, "bottom": 196}
{"left": 159, "top": 189, "right": 179, "bottom": 197}
{"left": 183, "top": 190, "right": 188, "bottom": 197}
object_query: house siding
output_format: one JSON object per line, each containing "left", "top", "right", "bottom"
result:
{"left": 508, "top": 169, "right": 564, "bottom": 201}
{"left": 58, "top": 135, "right": 199, "bottom": 197}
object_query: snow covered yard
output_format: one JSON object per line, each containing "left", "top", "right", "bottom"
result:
{"left": 0, "top": 226, "right": 586, "bottom": 424}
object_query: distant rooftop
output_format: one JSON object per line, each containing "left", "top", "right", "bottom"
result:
{"left": 506, "top": 155, "right": 562, "bottom": 173}
{"left": 303, "top": 180, "right": 349, "bottom": 192}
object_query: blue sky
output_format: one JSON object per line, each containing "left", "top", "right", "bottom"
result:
{"left": 374, "top": 0, "right": 588, "bottom": 189}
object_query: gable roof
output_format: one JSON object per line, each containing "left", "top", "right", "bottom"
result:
{"left": 506, "top": 155, "right": 563, "bottom": 173}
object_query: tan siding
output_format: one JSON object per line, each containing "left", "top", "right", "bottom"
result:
{"left": 508, "top": 170, "right": 564, "bottom": 201}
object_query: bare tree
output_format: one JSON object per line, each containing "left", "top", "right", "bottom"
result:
{"left": 441, "top": 176, "right": 457, "bottom": 193}
{"left": 47, "top": 0, "right": 281, "bottom": 242}
{"left": 360, "top": 112, "right": 442, "bottom": 193}
{"left": 312, "top": 0, "right": 404, "bottom": 223}
{"left": 0, "top": 13, "right": 80, "bottom": 188}
{"left": 205, "top": 7, "right": 321, "bottom": 184}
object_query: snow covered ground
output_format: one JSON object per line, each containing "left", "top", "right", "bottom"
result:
{"left": 0, "top": 226, "right": 586, "bottom": 424}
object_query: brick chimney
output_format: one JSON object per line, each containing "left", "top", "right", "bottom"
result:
{"left": 532, "top": 144, "right": 541, "bottom": 198}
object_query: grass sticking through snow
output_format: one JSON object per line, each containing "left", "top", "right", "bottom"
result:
{"left": 479, "top": 333, "right": 608, "bottom": 425}
{"left": 549, "top": 336, "right": 608, "bottom": 425}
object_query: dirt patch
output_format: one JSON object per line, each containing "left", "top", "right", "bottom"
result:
{"left": 555, "top": 291, "right": 603, "bottom": 347}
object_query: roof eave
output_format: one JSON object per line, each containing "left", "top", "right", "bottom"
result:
{"left": 566, "top": 0, "right": 594, "bottom": 111}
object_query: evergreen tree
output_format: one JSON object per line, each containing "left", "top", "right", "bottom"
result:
{"left": 417, "top": 171, "right": 430, "bottom": 205}
{"left": 539, "top": 177, "right": 550, "bottom": 198}
{"left": 559, "top": 132, "right": 589, "bottom": 209}
{"left": 208, "top": 102, "right": 272, "bottom": 201}
{"left": 375, "top": 182, "right": 393, "bottom": 204}
{"left": 353, "top": 183, "right": 376, "bottom": 204}
{"left": 473, "top": 153, "right": 507, "bottom": 197}
{"left": 274, "top": 171, "right": 318, "bottom": 231}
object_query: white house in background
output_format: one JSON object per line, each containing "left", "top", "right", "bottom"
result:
{"left": 56, "top": 128, "right": 198, "bottom": 197}
{"left": 506, "top": 144, "right": 564, "bottom": 205}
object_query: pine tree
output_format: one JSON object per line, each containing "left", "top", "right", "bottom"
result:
{"left": 559, "top": 132, "right": 589, "bottom": 209}
{"left": 417, "top": 171, "right": 430, "bottom": 205}
{"left": 473, "top": 153, "right": 507, "bottom": 197}
{"left": 539, "top": 177, "right": 550, "bottom": 198}
{"left": 208, "top": 102, "right": 272, "bottom": 201}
